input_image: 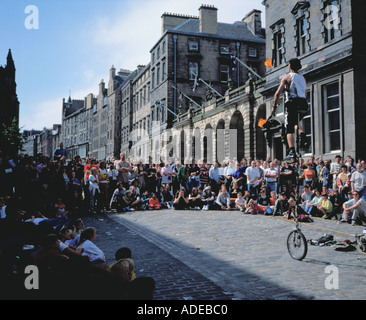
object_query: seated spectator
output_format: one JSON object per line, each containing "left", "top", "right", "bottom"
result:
{"left": 337, "top": 165, "right": 350, "bottom": 202}
{"left": 108, "top": 247, "right": 136, "bottom": 281}
{"left": 272, "top": 192, "right": 289, "bottom": 217}
{"left": 229, "top": 182, "right": 240, "bottom": 200}
{"left": 148, "top": 193, "right": 162, "bottom": 210}
{"left": 188, "top": 188, "right": 202, "bottom": 209}
{"left": 140, "top": 190, "right": 151, "bottom": 210}
{"left": 77, "top": 227, "right": 106, "bottom": 266}
{"left": 235, "top": 192, "right": 246, "bottom": 212}
{"left": 328, "top": 189, "right": 342, "bottom": 220}
{"left": 58, "top": 227, "right": 84, "bottom": 258}
{"left": 110, "top": 182, "right": 126, "bottom": 212}
{"left": 34, "top": 234, "right": 69, "bottom": 265}
{"left": 246, "top": 199, "right": 267, "bottom": 215}
{"left": 306, "top": 188, "right": 322, "bottom": 216}
{"left": 214, "top": 185, "right": 231, "bottom": 210}
{"left": 108, "top": 247, "right": 155, "bottom": 300}
{"left": 257, "top": 189, "right": 271, "bottom": 206}
{"left": 286, "top": 198, "right": 310, "bottom": 220}
{"left": 130, "top": 186, "right": 142, "bottom": 211}
{"left": 269, "top": 191, "right": 277, "bottom": 207}
{"left": 341, "top": 190, "right": 366, "bottom": 226}
{"left": 317, "top": 193, "right": 333, "bottom": 219}
{"left": 162, "top": 184, "right": 174, "bottom": 209}
{"left": 201, "top": 186, "right": 215, "bottom": 211}
{"left": 299, "top": 185, "right": 313, "bottom": 212}
{"left": 173, "top": 188, "right": 190, "bottom": 210}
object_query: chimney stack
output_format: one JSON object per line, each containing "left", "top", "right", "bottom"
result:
{"left": 199, "top": 5, "right": 218, "bottom": 34}
{"left": 242, "top": 9, "right": 262, "bottom": 35}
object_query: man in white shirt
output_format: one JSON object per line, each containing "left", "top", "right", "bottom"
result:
{"left": 245, "top": 161, "right": 260, "bottom": 197}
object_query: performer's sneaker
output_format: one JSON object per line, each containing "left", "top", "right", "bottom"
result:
{"left": 283, "top": 150, "right": 297, "bottom": 163}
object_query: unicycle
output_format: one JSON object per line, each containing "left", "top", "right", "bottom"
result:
{"left": 287, "top": 211, "right": 308, "bottom": 260}
{"left": 286, "top": 122, "right": 308, "bottom": 261}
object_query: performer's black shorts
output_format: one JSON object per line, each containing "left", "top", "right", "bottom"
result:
{"left": 285, "top": 97, "right": 309, "bottom": 134}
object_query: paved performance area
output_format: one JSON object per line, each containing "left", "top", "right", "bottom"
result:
{"left": 85, "top": 209, "right": 366, "bottom": 300}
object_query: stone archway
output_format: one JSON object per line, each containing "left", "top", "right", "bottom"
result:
{"left": 203, "top": 123, "right": 213, "bottom": 164}
{"left": 216, "top": 119, "right": 225, "bottom": 163}
{"left": 229, "top": 110, "right": 245, "bottom": 161}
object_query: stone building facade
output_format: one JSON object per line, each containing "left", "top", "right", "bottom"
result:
{"left": 261, "top": 0, "right": 366, "bottom": 161}
{"left": 149, "top": 5, "right": 266, "bottom": 162}
{"left": 62, "top": 94, "right": 95, "bottom": 159}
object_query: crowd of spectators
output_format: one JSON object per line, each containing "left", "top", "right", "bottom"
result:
{"left": 1, "top": 147, "right": 366, "bottom": 297}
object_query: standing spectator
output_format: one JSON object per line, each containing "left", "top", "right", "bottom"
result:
{"left": 187, "top": 159, "right": 200, "bottom": 192}
{"left": 209, "top": 161, "right": 220, "bottom": 194}
{"left": 161, "top": 162, "right": 174, "bottom": 187}
{"left": 303, "top": 162, "right": 316, "bottom": 188}
{"left": 245, "top": 161, "right": 260, "bottom": 198}
{"left": 199, "top": 161, "right": 210, "bottom": 188}
{"left": 89, "top": 167, "right": 100, "bottom": 214}
{"left": 264, "top": 161, "right": 278, "bottom": 195}
{"left": 108, "top": 163, "right": 118, "bottom": 203}
{"left": 337, "top": 165, "right": 350, "bottom": 202}
{"left": 317, "top": 161, "right": 330, "bottom": 190}
{"left": 330, "top": 155, "right": 342, "bottom": 191}
{"left": 116, "top": 153, "right": 132, "bottom": 191}
{"left": 53, "top": 142, "right": 67, "bottom": 161}
{"left": 350, "top": 164, "right": 366, "bottom": 200}
{"left": 98, "top": 161, "right": 109, "bottom": 211}
{"left": 232, "top": 163, "right": 244, "bottom": 191}
{"left": 146, "top": 163, "right": 157, "bottom": 194}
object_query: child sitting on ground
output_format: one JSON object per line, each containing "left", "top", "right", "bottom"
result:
{"left": 235, "top": 192, "right": 246, "bottom": 212}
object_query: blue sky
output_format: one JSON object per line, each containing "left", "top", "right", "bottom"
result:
{"left": 0, "top": 0, "right": 265, "bottom": 130}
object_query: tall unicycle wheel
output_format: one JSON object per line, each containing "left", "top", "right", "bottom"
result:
{"left": 287, "top": 229, "right": 308, "bottom": 261}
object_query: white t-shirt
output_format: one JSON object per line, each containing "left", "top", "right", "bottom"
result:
{"left": 245, "top": 167, "right": 260, "bottom": 187}
{"left": 351, "top": 170, "right": 366, "bottom": 192}
{"left": 78, "top": 239, "right": 105, "bottom": 262}
{"left": 235, "top": 198, "right": 245, "bottom": 205}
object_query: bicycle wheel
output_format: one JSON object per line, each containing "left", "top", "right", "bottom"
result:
{"left": 287, "top": 230, "right": 308, "bottom": 260}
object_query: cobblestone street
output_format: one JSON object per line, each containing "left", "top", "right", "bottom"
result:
{"left": 84, "top": 209, "right": 366, "bottom": 300}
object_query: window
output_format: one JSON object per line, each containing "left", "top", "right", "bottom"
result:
{"left": 162, "top": 60, "right": 166, "bottom": 81}
{"left": 248, "top": 47, "right": 257, "bottom": 58}
{"left": 323, "top": 82, "right": 341, "bottom": 152}
{"left": 220, "top": 65, "right": 230, "bottom": 83}
{"left": 323, "top": 0, "right": 340, "bottom": 43}
{"left": 156, "top": 64, "right": 160, "bottom": 85}
{"left": 189, "top": 62, "right": 199, "bottom": 80}
{"left": 296, "top": 16, "right": 308, "bottom": 56}
{"left": 220, "top": 44, "right": 230, "bottom": 54}
{"left": 272, "top": 31, "right": 283, "bottom": 67}
{"left": 189, "top": 40, "right": 199, "bottom": 51}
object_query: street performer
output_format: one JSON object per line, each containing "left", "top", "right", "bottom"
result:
{"left": 271, "top": 58, "right": 310, "bottom": 163}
